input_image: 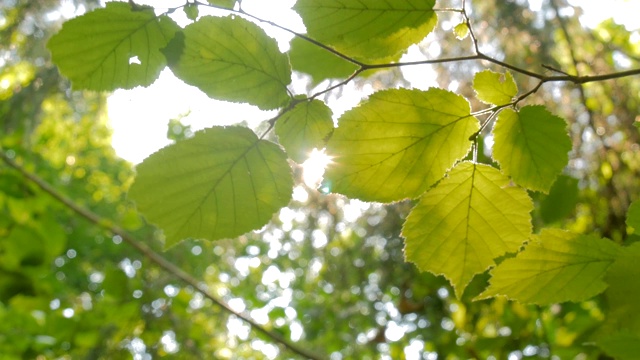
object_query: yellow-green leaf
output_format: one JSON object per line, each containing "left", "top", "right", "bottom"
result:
{"left": 492, "top": 106, "right": 571, "bottom": 193}
{"left": 472, "top": 70, "right": 517, "bottom": 105}
{"left": 454, "top": 22, "right": 469, "bottom": 40}
{"left": 477, "top": 229, "right": 621, "bottom": 304}
{"left": 403, "top": 162, "right": 533, "bottom": 298}
{"left": 275, "top": 99, "right": 334, "bottom": 163}
{"left": 293, "top": 0, "right": 437, "bottom": 60}
{"left": 163, "top": 16, "right": 291, "bottom": 110}
{"left": 183, "top": 3, "right": 199, "bottom": 20}
{"left": 207, "top": 0, "right": 235, "bottom": 8}
{"left": 288, "top": 37, "right": 358, "bottom": 85}
{"left": 323, "top": 88, "right": 479, "bottom": 202}
{"left": 129, "top": 127, "right": 293, "bottom": 248}
{"left": 47, "top": 2, "right": 179, "bottom": 90}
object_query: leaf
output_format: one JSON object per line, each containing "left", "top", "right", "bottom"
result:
{"left": 472, "top": 70, "right": 517, "bottom": 105}
{"left": 163, "top": 16, "right": 291, "bottom": 110}
{"left": 402, "top": 162, "right": 533, "bottom": 298}
{"left": 476, "top": 229, "right": 620, "bottom": 304}
{"left": 128, "top": 126, "right": 293, "bottom": 248}
{"left": 183, "top": 3, "right": 199, "bottom": 20}
{"left": 293, "top": 0, "right": 437, "bottom": 60}
{"left": 207, "top": 0, "right": 235, "bottom": 7}
{"left": 288, "top": 37, "right": 358, "bottom": 85}
{"left": 492, "top": 106, "right": 571, "bottom": 193}
{"left": 598, "top": 332, "right": 640, "bottom": 360}
{"left": 275, "top": 99, "right": 334, "bottom": 163}
{"left": 626, "top": 200, "right": 640, "bottom": 233}
{"left": 539, "top": 175, "right": 579, "bottom": 223}
{"left": 47, "top": 2, "right": 179, "bottom": 90}
{"left": 454, "top": 22, "right": 469, "bottom": 40}
{"left": 323, "top": 88, "right": 479, "bottom": 203}
{"left": 599, "top": 243, "right": 640, "bottom": 334}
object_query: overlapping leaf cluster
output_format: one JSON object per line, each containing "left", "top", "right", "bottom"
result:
{"left": 47, "top": 1, "right": 640, "bottom": 356}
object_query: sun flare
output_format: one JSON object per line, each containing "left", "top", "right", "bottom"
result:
{"left": 301, "top": 148, "right": 333, "bottom": 187}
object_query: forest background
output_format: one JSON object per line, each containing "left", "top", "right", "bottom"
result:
{"left": 1, "top": 0, "right": 640, "bottom": 359}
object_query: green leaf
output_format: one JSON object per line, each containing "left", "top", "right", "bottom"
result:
{"left": 492, "top": 106, "right": 571, "bottom": 193}
{"left": 453, "top": 22, "right": 469, "bottom": 40}
{"left": 539, "top": 175, "right": 579, "bottom": 223}
{"left": 129, "top": 126, "right": 293, "bottom": 248}
{"left": 207, "top": 0, "right": 235, "bottom": 7}
{"left": 473, "top": 70, "right": 517, "bottom": 105}
{"left": 275, "top": 99, "right": 334, "bottom": 163}
{"left": 163, "top": 16, "right": 291, "bottom": 110}
{"left": 476, "top": 229, "right": 620, "bottom": 304}
{"left": 598, "top": 332, "right": 640, "bottom": 360}
{"left": 183, "top": 3, "right": 199, "bottom": 21}
{"left": 323, "top": 88, "right": 479, "bottom": 202}
{"left": 599, "top": 243, "right": 640, "bottom": 335}
{"left": 47, "top": 2, "right": 179, "bottom": 90}
{"left": 293, "top": 0, "right": 437, "bottom": 60}
{"left": 288, "top": 37, "right": 358, "bottom": 85}
{"left": 403, "top": 162, "right": 533, "bottom": 298}
{"left": 627, "top": 200, "right": 640, "bottom": 233}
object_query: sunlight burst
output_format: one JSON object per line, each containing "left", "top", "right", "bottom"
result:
{"left": 301, "top": 148, "right": 332, "bottom": 188}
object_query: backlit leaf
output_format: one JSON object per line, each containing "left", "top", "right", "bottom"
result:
{"left": 293, "top": 0, "right": 437, "bottom": 60}
{"left": 288, "top": 37, "right": 358, "bottom": 84}
{"left": 184, "top": 3, "right": 199, "bottom": 20}
{"left": 207, "top": 0, "right": 235, "bottom": 8}
{"left": 492, "top": 106, "right": 571, "bottom": 193}
{"left": 47, "top": 2, "right": 179, "bottom": 90}
{"left": 454, "top": 22, "right": 469, "bottom": 40}
{"left": 403, "top": 162, "right": 533, "bottom": 298}
{"left": 129, "top": 127, "right": 293, "bottom": 248}
{"left": 473, "top": 70, "right": 517, "bottom": 105}
{"left": 477, "top": 229, "right": 620, "bottom": 304}
{"left": 323, "top": 88, "right": 479, "bottom": 202}
{"left": 163, "top": 16, "right": 291, "bottom": 110}
{"left": 275, "top": 99, "right": 334, "bottom": 163}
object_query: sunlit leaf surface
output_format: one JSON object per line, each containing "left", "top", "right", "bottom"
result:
{"left": 275, "top": 99, "right": 334, "bottom": 163}
{"left": 163, "top": 16, "right": 291, "bottom": 110}
{"left": 403, "top": 162, "right": 533, "bottom": 298}
{"left": 323, "top": 88, "right": 478, "bottom": 203}
{"left": 472, "top": 70, "right": 517, "bottom": 105}
{"left": 294, "top": 0, "right": 437, "bottom": 60}
{"left": 288, "top": 37, "right": 358, "bottom": 84}
{"left": 492, "top": 106, "right": 571, "bottom": 193}
{"left": 477, "top": 229, "right": 620, "bottom": 304}
{"left": 48, "top": 2, "right": 179, "bottom": 90}
{"left": 129, "top": 127, "right": 293, "bottom": 248}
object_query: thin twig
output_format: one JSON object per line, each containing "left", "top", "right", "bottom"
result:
{"left": 0, "top": 149, "right": 325, "bottom": 360}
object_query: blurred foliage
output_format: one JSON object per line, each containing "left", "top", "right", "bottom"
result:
{"left": 1, "top": 0, "right": 640, "bottom": 359}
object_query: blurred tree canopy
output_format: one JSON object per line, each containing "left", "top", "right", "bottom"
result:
{"left": 1, "top": 0, "right": 640, "bottom": 359}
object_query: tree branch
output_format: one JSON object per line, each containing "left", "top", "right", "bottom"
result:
{"left": 192, "top": 0, "right": 640, "bottom": 112}
{"left": 0, "top": 149, "right": 325, "bottom": 360}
